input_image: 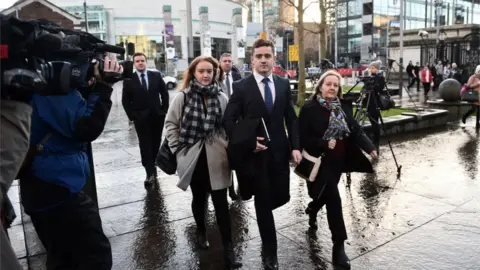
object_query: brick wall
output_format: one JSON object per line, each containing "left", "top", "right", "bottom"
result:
{"left": 6, "top": 2, "right": 74, "bottom": 29}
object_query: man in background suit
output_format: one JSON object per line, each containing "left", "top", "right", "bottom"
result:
{"left": 220, "top": 52, "right": 242, "bottom": 201}
{"left": 223, "top": 39, "right": 302, "bottom": 270}
{"left": 220, "top": 52, "right": 242, "bottom": 98}
{"left": 122, "top": 53, "right": 169, "bottom": 186}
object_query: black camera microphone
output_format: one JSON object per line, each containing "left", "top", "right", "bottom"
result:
{"left": 95, "top": 43, "right": 125, "bottom": 55}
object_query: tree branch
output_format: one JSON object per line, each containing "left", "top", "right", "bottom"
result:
{"left": 278, "top": 18, "right": 331, "bottom": 34}
{"left": 282, "top": 0, "right": 300, "bottom": 11}
{"left": 303, "top": 0, "right": 318, "bottom": 12}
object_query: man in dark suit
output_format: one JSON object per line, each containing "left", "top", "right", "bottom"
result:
{"left": 223, "top": 39, "right": 302, "bottom": 270}
{"left": 220, "top": 52, "right": 242, "bottom": 97}
{"left": 122, "top": 52, "right": 169, "bottom": 186}
{"left": 219, "top": 52, "right": 242, "bottom": 201}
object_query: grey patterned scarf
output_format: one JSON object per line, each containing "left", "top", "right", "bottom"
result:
{"left": 317, "top": 96, "right": 351, "bottom": 140}
{"left": 179, "top": 79, "right": 223, "bottom": 146}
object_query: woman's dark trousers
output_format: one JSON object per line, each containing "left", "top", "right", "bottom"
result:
{"left": 190, "top": 147, "right": 232, "bottom": 245}
{"left": 307, "top": 160, "right": 347, "bottom": 242}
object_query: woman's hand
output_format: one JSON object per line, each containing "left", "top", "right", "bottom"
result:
{"left": 328, "top": 140, "right": 336, "bottom": 149}
{"left": 370, "top": 150, "right": 378, "bottom": 159}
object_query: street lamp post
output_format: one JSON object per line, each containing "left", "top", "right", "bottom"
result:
{"left": 435, "top": 0, "right": 442, "bottom": 46}
{"left": 334, "top": 0, "right": 338, "bottom": 66}
{"left": 83, "top": 0, "right": 88, "bottom": 33}
{"left": 399, "top": 0, "right": 404, "bottom": 98}
{"left": 286, "top": 32, "right": 290, "bottom": 70}
{"left": 186, "top": 0, "right": 194, "bottom": 62}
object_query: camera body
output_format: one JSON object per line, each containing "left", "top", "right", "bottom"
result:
{"left": 1, "top": 15, "right": 133, "bottom": 100}
{"left": 360, "top": 75, "right": 395, "bottom": 110}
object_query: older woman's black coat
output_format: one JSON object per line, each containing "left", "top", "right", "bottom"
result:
{"left": 298, "top": 96, "right": 375, "bottom": 197}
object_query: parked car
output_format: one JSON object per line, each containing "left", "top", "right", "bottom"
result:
{"left": 161, "top": 73, "right": 177, "bottom": 90}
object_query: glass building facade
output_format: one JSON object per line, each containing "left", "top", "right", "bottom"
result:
{"left": 337, "top": 0, "right": 480, "bottom": 66}
{"left": 64, "top": 5, "right": 108, "bottom": 41}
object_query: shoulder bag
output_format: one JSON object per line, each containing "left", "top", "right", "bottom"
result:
{"left": 460, "top": 84, "right": 479, "bottom": 102}
{"left": 294, "top": 150, "right": 325, "bottom": 182}
{"left": 156, "top": 92, "right": 187, "bottom": 175}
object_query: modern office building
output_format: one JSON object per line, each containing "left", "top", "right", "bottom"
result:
{"left": 37, "top": 0, "right": 249, "bottom": 70}
{"left": 336, "top": 0, "right": 480, "bottom": 66}
{"left": 63, "top": 4, "right": 108, "bottom": 41}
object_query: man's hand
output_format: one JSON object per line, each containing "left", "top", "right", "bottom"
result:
{"left": 292, "top": 150, "right": 302, "bottom": 164}
{"left": 254, "top": 137, "right": 267, "bottom": 153}
{"left": 93, "top": 55, "right": 124, "bottom": 86}
{"left": 328, "top": 139, "right": 336, "bottom": 150}
{"left": 370, "top": 150, "right": 378, "bottom": 159}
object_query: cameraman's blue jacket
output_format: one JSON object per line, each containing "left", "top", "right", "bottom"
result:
{"left": 29, "top": 83, "right": 114, "bottom": 193}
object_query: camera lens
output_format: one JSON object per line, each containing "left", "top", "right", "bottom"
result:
{"left": 38, "top": 61, "right": 72, "bottom": 95}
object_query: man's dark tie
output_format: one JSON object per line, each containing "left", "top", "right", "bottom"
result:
{"left": 226, "top": 72, "right": 231, "bottom": 97}
{"left": 262, "top": 77, "right": 273, "bottom": 113}
{"left": 140, "top": 73, "right": 147, "bottom": 91}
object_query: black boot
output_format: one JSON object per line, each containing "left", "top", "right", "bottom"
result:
{"left": 462, "top": 107, "right": 475, "bottom": 124}
{"left": 305, "top": 207, "right": 318, "bottom": 230}
{"left": 223, "top": 243, "right": 242, "bottom": 269}
{"left": 196, "top": 229, "right": 209, "bottom": 249}
{"left": 263, "top": 254, "right": 278, "bottom": 270}
{"left": 332, "top": 241, "right": 350, "bottom": 269}
{"left": 228, "top": 185, "right": 239, "bottom": 201}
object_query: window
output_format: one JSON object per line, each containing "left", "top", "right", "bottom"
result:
{"left": 348, "top": 1, "right": 363, "bottom": 16}
{"left": 363, "top": 23, "right": 373, "bottom": 35}
{"left": 348, "top": 19, "right": 362, "bottom": 35}
{"left": 363, "top": 3, "right": 373, "bottom": 16}
{"left": 115, "top": 35, "right": 181, "bottom": 59}
{"left": 348, "top": 37, "right": 361, "bottom": 52}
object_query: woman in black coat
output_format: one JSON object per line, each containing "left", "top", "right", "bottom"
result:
{"left": 298, "top": 70, "right": 378, "bottom": 269}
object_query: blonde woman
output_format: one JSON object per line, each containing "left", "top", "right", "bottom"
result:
{"left": 298, "top": 70, "right": 377, "bottom": 269}
{"left": 164, "top": 56, "right": 241, "bottom": 269}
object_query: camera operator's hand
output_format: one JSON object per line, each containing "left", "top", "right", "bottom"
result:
{"left": 93, "top": 55, "right": 124, "bottom": 86}
{"left": 328, "top": 140, "right": 336, "bottom": 149}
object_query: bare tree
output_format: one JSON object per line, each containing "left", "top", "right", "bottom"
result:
{"left": 282, "top": 0, "right": 317, "bottom": 106}
{"left": 318, "top": 0, "right": 336, "bottom": 59}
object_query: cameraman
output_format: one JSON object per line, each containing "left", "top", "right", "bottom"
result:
{"left": 365, "top": 60, "right": 385, "bottom": 151}
{"left": 18, "top": 55, "right": 123, "bottom": 269}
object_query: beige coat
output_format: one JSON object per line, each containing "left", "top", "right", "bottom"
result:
{"left": 164, "top": 88, "right": 231, "bottom": 191}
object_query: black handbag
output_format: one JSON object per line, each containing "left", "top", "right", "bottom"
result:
{"left": 156, "top": 139, "right": 177, "bottom": 175}
{"left": 294, "top": 150, "right": 324, "bottom": 182}
{"left": 461, "top": 89, "right": 479, "bottom": 102}
{"left": 155, "top": 92, "right": 187, "bottom": 175}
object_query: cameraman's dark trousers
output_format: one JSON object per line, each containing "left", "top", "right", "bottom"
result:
{"left": 367, "top": 95, "right": 381, "bottom": 150}
{"left": 21, "top": 177, "right": 112, "bottom": 270}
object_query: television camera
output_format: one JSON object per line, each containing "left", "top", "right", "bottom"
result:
{"left": 0, "top": 15, "right": 133, "bottom": 100}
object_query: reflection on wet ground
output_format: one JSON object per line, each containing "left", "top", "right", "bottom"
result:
{"left": 7, "top": 101, "right": 480, "bottom": 270}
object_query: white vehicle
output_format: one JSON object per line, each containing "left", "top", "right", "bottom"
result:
{"left": 161, "top": 73, "right": 177, "bottom": 90}
{"left": 133, "top": 68, "right": 178, "bottom": 90}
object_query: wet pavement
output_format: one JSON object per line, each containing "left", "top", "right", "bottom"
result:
{"left": 6, "top": 91, "right": 480, "bottom": 270}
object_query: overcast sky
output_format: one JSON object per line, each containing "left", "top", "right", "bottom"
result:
{"left": 0, "top": 0, "right": 16, "bottom": 10}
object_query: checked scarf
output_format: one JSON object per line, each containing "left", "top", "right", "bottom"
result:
{"left": 179, "top": 78, "right": 223, "bottom": 146}
{"left": 317, "top": 96, "right": 351, "bottom": 140}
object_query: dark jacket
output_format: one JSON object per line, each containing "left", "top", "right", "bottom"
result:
{"left": 20, "top": 82, "right": 114, "bottom": 212}
{"left": 231, "top": 68, "right": 242, "bottom": 81}
{"left": 414, "top": 65, "right": 421, "bottom": 77}
{"left": 122, "top": 70, "right": 169, "bottom": 121}
{"left": 224, "top": 74, "right": 300, "bottom": 209}
{"left": 299, "top": 96, "right": 375, "bottom": 198}
{"left": 406, "top": 64, "right": 414, "bottom": 77}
